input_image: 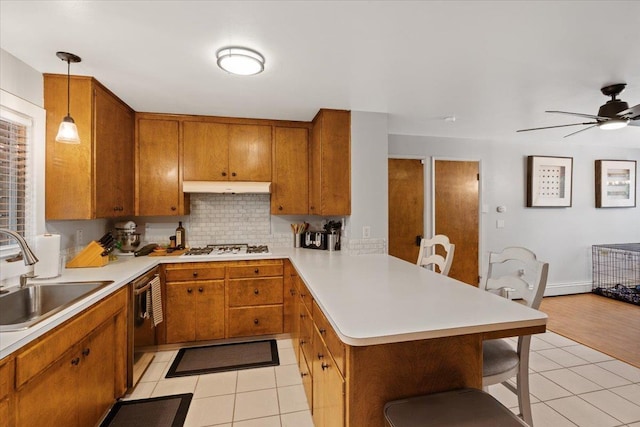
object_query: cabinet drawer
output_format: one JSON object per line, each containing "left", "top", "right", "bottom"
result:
{"left": 165, "top": 263, "right": 225, "bottom": 281}
{"left": 312, "top": 301, "right": 346, "bottom": 376}
{"left": 298, "top": 280, "right": 314, "bottom": 313}
{"left": 227, "top": 305, "right": 283, "bottom": 338}
{"left": 228, "top": 277, "right": 283, "bottom": 307}
{"left": 228, "top": 262, "right": 283, "bottom": 279}
{"left": 300, "top": 350, "right": 313, "bottom": 408}
{"left": 299, "top": 304, "right": 314, "bottom": 366}
{"left": 0, "top": 356, "right": 14, "bottom": 400}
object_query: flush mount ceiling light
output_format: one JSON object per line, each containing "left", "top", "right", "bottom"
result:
{"left": 216, "top": 47, "right": 265, "bottom": 76}
{"left": 55, "top": 51, "right": 82, "bottom": 144}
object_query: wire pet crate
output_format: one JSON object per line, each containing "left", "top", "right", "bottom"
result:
{"left": 592, "top": 243, "right": 640, "bottom": 305}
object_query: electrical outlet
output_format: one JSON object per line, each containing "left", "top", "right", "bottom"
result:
{"left": 75, "top": 229, "right": 84, "bottom": 246}
{"left": 363, "top": 226, "right": 371, "bottom": 239}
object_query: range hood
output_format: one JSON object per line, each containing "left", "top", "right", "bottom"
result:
{"left": 183, "top": 181, "right": 271, "bottom": 194}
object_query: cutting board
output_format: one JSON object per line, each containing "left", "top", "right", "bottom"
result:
{"left": 149, "top": 249, "right": 187, "bottom": 257}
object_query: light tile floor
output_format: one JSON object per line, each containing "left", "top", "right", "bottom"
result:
{"left": 123, "top": 332, "right": 640, "bottom": 426}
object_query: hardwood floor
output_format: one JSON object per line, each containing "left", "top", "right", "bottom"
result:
{"left": 540, "top": 293, "right": 640, "bottom": 368}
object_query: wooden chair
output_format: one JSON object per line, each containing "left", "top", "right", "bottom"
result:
{"left": 481, "top": 247, "right": 549, "bottom": 426}
{"left": 416, "top": 235, "right": 455, "bottom": 276}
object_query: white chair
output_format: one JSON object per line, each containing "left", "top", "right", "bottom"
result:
{"left": 416, "top": 235, "right": 455, "bottom": 276}
{"left": 482, "top": 247, "right": 549, "bottom": 426}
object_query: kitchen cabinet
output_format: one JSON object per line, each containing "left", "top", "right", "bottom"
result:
{"left": 309, "top": 109, "right": 351, "bottom": 216}
{"left": 227, "top": 260, "right": 284, "bottom": 338}
{"left": 44, "top": 75, "right": 135, "bottom": 219}
{"left": 183, "top": 121, "right": 272, "bottom": 181}
{"left": 12, "top": 286, "right": 127, "bottom": 427}
{"left": 0, "top": 356, "right": 14, "bottom": 427}
{"left": 312, "top": 325, "right": 345, "bottom": 427}
{"left": 164, "top": 263, "right": 226, "bottom": 343}
{"left": 136, "top": 116, "right": 190, "bottom": 216}
{"left": 283, "top": 259, "right": 298, "bottom": 334}
{"left": 271, "top": 126, "right": 309, "bottom": 214}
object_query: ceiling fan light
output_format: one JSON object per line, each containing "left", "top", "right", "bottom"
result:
{"left": 599, "top": 118, "right": 629, "bottom": 130}
{"left": 217, "top": 47, "right": 265, "bottom": 76}
{"left": 55, "top": 115, "right": 81, "bottom": 144}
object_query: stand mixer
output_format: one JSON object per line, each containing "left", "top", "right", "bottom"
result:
{"left": 114, "top": 221, "right": 141, "bottom": 253}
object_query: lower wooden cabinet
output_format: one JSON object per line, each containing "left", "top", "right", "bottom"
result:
{"left": 312, "top": 327, "right": 345, "bottom": 427}
{"left": 166, "top": 280, "right": 225, "bottom": 343}
{"left": 9, "top": 286, "right": 128, "bottom": 427}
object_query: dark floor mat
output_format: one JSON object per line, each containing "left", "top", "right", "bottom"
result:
{"left": 100, "top": 393, "right": 192, "bottom": 427}
{"left": 166, "top": 339, "right": 279, "bottom": 378}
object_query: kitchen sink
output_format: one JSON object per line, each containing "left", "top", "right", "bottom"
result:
{"left": 0, "top": 281, "right": 114, "bottom": 332}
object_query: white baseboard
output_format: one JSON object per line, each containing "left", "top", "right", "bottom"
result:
{"left": 544, "top": 281, "right": 592, "bottom": 296}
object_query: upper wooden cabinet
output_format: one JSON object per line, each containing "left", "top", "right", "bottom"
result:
{"left": 44, "top": 75, "right": 135, "bottom": 220}
{"left": 183, "top": 121, "right": 272, "bottom": 181}
{"left": 309, "top": 109, "right": 351, "bottom": 216}
{"left": 136, "top": 116, "right": 189, "bottom": 216}
{"left": 272, "top": 127, "right": 309, "bottom": 215}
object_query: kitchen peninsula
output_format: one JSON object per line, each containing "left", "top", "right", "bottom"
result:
{"left": 0, "top": 250, "right": 546, "bottom": 427}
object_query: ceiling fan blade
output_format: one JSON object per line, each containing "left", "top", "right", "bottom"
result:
{"left": 627, "top": 120, "right": 640, "bottom": 127}
{"left": 517, "top": 122, "right": 598, "bottom": 133}
{"left": 545, "top": 110, "right": 607, "bottom": 120}
{"left": 563, "top": 124, "right": 599, "bottom": 138}
{"left": 617, "top": 103, "right": 640, "bottom": 120}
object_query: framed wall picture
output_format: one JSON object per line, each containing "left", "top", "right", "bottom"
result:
{"left": 526, "top": 156, "right": 573, "bottom": 207}
{"left": 595, "top": 160, "right": 637, "bottom": 208}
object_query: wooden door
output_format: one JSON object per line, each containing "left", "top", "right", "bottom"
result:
{"left": 136, "top": 118, "right": 181, "bottom": 216}
{"left": 195, "top": 280, "right": 225, "bottom": 341}
{"left": 94, "top": 85, "right": 134, "bottom": 217}
{"left": 165, "top": 282, "right": 196, "bottom": 343}
{"left": 78, "top": 319, "right": 115, "bottom": 427}
{"left": 434, "top": 160, "right": 479, "bottom": 286}
{"left": 228, "top": 124, "right": 272, "bottom": 181}
{"left": 183, "top": 121, "right": 229, "bottom": 181}
{"left": 388, "top": 159, "right": 424, "bottom": 263}
{"left": 272, "top": 127, "right": 309, "bottom": 214}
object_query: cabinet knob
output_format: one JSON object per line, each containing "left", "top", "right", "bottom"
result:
{"left": 222, "top": 171, "right": 227, "bottom": 177}
{"left": 253, "top": 319, "right": 259, "bottom": 325}
{"left": 310, "top": 206, "right": 315, "bottom": 211}
{"left": 113, "top": 206, "right": 119, "bottom": 211}
{"left": 321, "top": 362, "right": 329, "bottom": 371}
{"left": 300, "top": 313, "right": 306, "bottom": 319}
{"left": 319, "top": 328, "right": 326, "bottom": 335}
{"left": 290, "top": 289, "right": 296, "bottom": 296}
{"left": 301, "top": 371, "right": 308, "bottom": 377}
{"left": 253, "top": 289, "right": 259, "bottom": 295}
{"left": 278, "top": 205, "right": 283, "bottom": 211}
{"left": 82, "top": 348, "right": 90, "bottom": 357}
{"left": 300, "top": 339, "right": 306, "bottom": 345}
{"left": 231, "top": 172, "right": 237, "bottom": 177}
{"left": 193, "top": 271, "right": 198, "bottom": 277}
{"left": 254, "top": 268, "right": 259, "bottom": 274}
{"left": 187, "top": 288, "right": 193, "bottom": 293}
{"left": 198, "top": 287, "right": 203, "bottom": 293}
{"left": 171, "top": 206, "right": 177, "bottom": 211}
{"left": 71, "top": 357, "right": 80, "bottom": 366}
{"left": 317, "top": 353, "right": 324, "bottom": 360}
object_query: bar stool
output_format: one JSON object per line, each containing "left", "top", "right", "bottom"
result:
{"left": 384, "top": 388, "right": 529, "bottom": 427}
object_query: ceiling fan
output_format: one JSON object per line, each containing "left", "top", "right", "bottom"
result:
{"left": 517, "top": 83, "right": 640, "bottom": 138}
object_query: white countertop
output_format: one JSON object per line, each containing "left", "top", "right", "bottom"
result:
{"left": 0, "top": 249, "right": 546, "bottom": 358}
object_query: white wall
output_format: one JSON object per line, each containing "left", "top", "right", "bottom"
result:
{"left": 389, "top": 134, "right": 640, "bottom": 294}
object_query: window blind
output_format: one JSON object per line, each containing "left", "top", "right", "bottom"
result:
{"left": 0, "top": 114, "right": 30, "bottom": 248}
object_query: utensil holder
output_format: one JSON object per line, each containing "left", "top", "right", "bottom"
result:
{"left": 294, "top": 233, "right": 302, "bottom": 248}
{"left": 65, "top": 241, "right": 109, "bottom": 268}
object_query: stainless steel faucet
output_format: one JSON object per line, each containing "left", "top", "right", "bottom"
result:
{"left": 0, "top": 228, "right": 39, "bottom": 288}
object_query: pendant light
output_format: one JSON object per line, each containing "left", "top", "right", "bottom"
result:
{"left": 55, "top": 51, "right": 82, "bottom": 144}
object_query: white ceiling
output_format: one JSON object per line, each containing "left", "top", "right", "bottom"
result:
{"left": 2, "top": 1, "right": 640, "bottom": 146}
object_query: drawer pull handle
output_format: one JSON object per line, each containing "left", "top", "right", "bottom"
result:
{"left": 319, "top": 328, "right": 326, "bottom": 335}
{"left": 317, "top": 353, "right": 324, "bottom": 360}
{"left": 321, "top": 362, "right": 329, "bottom": 371}
{"left": 193, "top": 271, "right": 198, "bottom": 277}
{"left": 187, "top": 288, "right": 193, "bottom": 293}
{"left": 254, "top": 268, "right": 259, "bottom": 274}
{"left": 71, "top": 357, "right": 80, "bottom": 366}
{"left": 82, "top": 348, "right": 90, "bottom": 357}
{"left": 254, "top": 319, "right": 259, "bottom": 325}
{"left": 254, "top": 289, "right": 259, "bottom": 295}
{"left": 199, "top": 287, "right": 203, "bottom": 293}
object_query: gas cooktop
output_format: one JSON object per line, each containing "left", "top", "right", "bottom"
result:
{"left": 182, "top": 244, "right": 270, "bottom": 256}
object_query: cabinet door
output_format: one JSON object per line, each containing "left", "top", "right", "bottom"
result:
{"left": 309, "top": 121, "right": 322, "bottom": 215}
{"left": 16, "top": 345, "right": 79, "bottom": 426}
{"left": 166, "top": 282, "right": 196, "bottom": 343}
{"left": 137, "top": 118, "right": 183, "bottom": 216}
{"left": 195, "top": 280, "right": 225, "bottom": 341}
{"left": 312, "top": 329, "right": 345, "bottom": 427}
{"left": 272, "top": 127, "right": 309, "bottom": 214}
{"left": 228, "top": 124, "right": 272, "bottom": 181}
{"left": 94, "top": 85, "right": 134, "bottom": 217}
{"left": 77, "top": 319, "right": 116, "bottom": 427}
{"left": 183, "top": 121, "right": 229, "bottom": 180}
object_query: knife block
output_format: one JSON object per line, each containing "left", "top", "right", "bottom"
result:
{"left": 65, "top": 241, "right": 109, "bottom": 268}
